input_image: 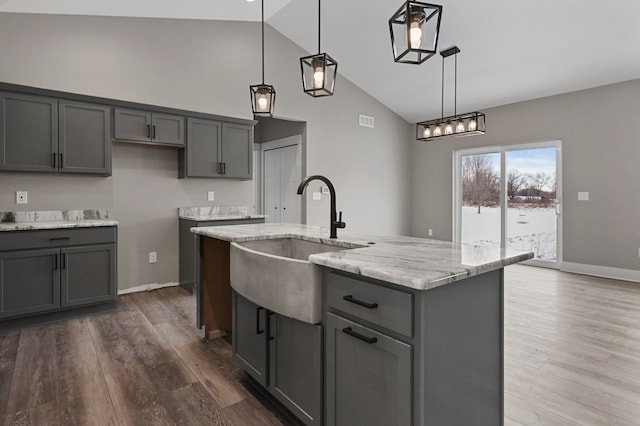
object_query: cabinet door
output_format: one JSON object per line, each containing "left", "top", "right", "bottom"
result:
{"left": 325, "top": 313, "right": 412, "bottom": 426}
{"left": 232, "top": 293, "right": 267, "bottom": 386}
{"left": 0, "top": 248, "right": 60, "bottom": 318}
{"left": 270, "top": 314, "right": 322, "bottom": 426}
{"left": 0, "top": 92, "right": 58, "bottom": 172}
{"left": 152, "top": 113, "right": 184, "bottom": 147}
{"left": 221, "top": 123, "right": 253, "bottom": 179}
{"left": 185, "top": 118, "right": 222, "bottom": 177}
{"left": 114, "top": 108, "right": 152, "bottom": 142}
{"left": 59, "top": 101, "right": 111, "bottom": 175}
{"left": 60, "top": 244, "right": 116, "bottom": 308}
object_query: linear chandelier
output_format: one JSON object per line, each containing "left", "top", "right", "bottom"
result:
{"left": 389, "top": 1, "right": 442, "bottom": 64}
{"left": 249, "top": 0, "right": 276, "bottom": 117}
{"left": 299, "top": 0, "right": 338, "bottom": 97}
{"left": 416, "top": 46, "right": 486, "bottom": 141}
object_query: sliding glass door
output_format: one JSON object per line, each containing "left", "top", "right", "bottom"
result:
{"left": 454, "top": 141, "right": 562, "bottom": 267}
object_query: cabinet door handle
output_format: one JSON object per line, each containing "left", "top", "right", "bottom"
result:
{"left": 343, "top": 295, "right": 378, "bottom": 309}
{"left": 59, "top": 153, "right": 63, "bottom": 168}
{"left": 147, "top": 124, "right": 151, "bottom": 138}
{"left": 52, "top": 153, "right": 57, "bottom": 168}
{"left": 62, "top": 253, "right": 67, "bottom": 270}
{"left": 256, "top": 306, "right": 265, "bottom": 334}
{"left": 343, "top": 327, "right": 377, "bottom": 344}
{"left": 221, "top": 163, "right": 226, "bottom": 174}
{"left": 152, "top": 125, "right": 156, "bottom": 139}
{"left": 267, "top": 311, "right": 275, "bottom": 341}
{"left": 54, "top": 253, "right": 58, "bottom": 271}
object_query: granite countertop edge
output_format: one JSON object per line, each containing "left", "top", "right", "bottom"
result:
{"left": 0, "top": 220, "right": 119, "bottom": 231}
{"left": 179, "top": 214, "right": 267, "bottom": 221}
{"left": 191, "top": 223, "right": 534, "bottom": 290}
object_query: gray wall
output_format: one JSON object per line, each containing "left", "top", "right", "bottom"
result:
{"left": 0, "top": 13, "right": 411, "bottom": 290}
{"left": 411, "top": 78, "right": 640, "bottom": 272}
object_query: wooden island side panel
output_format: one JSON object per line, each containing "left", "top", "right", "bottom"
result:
{"left": 201, "top": 237, "right": 232, "bottom": 337}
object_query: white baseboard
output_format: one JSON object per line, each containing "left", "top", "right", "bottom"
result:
{"left": 561, "top": 262, "right": 640, "bottom": 283}
{"left": 118, "top": 282, "right": 179, "bottom": 295}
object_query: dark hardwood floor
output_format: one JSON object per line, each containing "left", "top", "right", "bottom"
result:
{"left": 2, "top": 265, "right": 640, "bottom": 425}
{"left": 0, "top": 286, "right": 297, "bottom": 426}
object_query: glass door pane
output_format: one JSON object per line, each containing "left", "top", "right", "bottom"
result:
{"left": 460, "top": 152, "right": 501, "bottom": 247}
{"left": 505, "top": 147, "right": 558, "bottom": 262}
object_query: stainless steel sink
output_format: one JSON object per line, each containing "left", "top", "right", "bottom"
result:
{"left": 230, "top": 237, "right": 363, "bottom": 324}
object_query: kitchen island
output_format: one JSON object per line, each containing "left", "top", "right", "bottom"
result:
{"left": 191, "top": 223, "right": 533, "bottom": 426}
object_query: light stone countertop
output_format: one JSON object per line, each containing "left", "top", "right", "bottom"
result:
{"left": 0, "top": 210, "right": 118, "bottom": 231}
{"left": 178, "top": 205, "right": 266, "bottom": 222}
{"left": 191, "top": 223, "right": 534, "bottom": 291}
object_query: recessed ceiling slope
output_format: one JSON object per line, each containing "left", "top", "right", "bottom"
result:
{"left": 269, "top": 0, "right": 640, "bottom": 123}
{"left": 0, "top": 0, "right": 293, "bottom": 21}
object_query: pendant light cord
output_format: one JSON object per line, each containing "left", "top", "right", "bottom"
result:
{"left": 441, "top": 55, "right": 444, "bottom": 120}
{"left": 454, "top": 52, "right": 457, "bottom": 116}
{"left": 318, "top": 0, "right": 321, "bottom": 54}
{"left": 261, "top": 0, "right": 265, "bottom": 84}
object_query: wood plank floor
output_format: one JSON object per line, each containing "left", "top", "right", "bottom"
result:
{"left": 1, "top": 265, "right": 640, "bottom": 425}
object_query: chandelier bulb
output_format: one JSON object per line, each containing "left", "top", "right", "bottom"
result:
{"left": 434, "top": 126, "right": 442, "bottom": 137}
{"left": 423, "top": 127, "right": 431, "bottom": 138}
{"left": 445, "top": 123, "right": 453, "bottom": 135}
{"left": 469, "top": 118, "right": 477, "bottom": 131}
{"left": 456, "top": 121, "right": 465, "bottom": 133}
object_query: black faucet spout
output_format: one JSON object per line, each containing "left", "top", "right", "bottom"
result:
{"left": 296, "top": 175, "right": 346, "bottom": 239}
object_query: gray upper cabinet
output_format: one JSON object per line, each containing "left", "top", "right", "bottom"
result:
{"left": 0, "top": 92, "right": 58, "bottom": 172}
{"left": 182, "top": 118, "right": 222, "bottom": 178}
{"left": 180, "top": 118, "right": 253, "bottom": 179}
{"left": 114, "top": 107, "right": 184, "bottom": 147}
{"left": 0, "top": 92, "right": 111, "bottom": 175}
{"left": 221, "top": 123, "right": 253, "bottom": 179}
{"left": 59, "top": 101, "right": 111, "bottom": 175}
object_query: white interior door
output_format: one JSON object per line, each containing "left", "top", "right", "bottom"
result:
{"left": 262, "top": 137, "right": 302, "bottom": 224}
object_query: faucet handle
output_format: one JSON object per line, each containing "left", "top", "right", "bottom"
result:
{"left": 336, "top": 211, "right": 346, "bottom": 229}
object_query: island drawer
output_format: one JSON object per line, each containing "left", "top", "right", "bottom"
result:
{"left": 325, "top": 272, "right": 413, "bottom": 338}
{"left": 0, "top": 227, "right": 117, "bottom": 251}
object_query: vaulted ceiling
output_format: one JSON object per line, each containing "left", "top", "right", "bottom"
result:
{"left": 3, "top": 0, "right": 640, "bottom": 123}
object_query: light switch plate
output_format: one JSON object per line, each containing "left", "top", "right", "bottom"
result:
{"left": 321, "top": 186, "right": 330, "bottom": 195}
{"left": 16, "top": 191, "right": 28, "bottom": 204}
{"left": 578, "top": 192, "right": 589, "bottom": 201}
{"left": 149, "top": 252, "right": 157, "bottom": 263}
{"left": 312, "top": 192, "right": 322, "bottom": 201}
{"left": 207, "top": 191, "right": 215, "bottom": 201}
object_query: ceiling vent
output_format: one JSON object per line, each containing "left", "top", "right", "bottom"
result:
{"left": 359, "top": 114, "right": 375, "bottom": 128}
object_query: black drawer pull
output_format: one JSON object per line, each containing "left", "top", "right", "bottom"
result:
{"left": 52, "top": 153, "right": 56, "bottom": 168}
{"left": 256, "top": 306, "right": 265, "bottom": 335}
{"left": 343, "top": 327, "right": 377, "bottom": 344}
{"left": 54, "top": 253, "right": 58, "bottom": 270}
{"left": 343, "top": 295, "right": 378, "bottom": 309}
{"left": 49, "top": 237, "right": 71, "bottom": 241}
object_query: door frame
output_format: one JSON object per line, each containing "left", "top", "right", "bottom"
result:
{"left": 453, "top": 140, "right": 563, "bottom": 268}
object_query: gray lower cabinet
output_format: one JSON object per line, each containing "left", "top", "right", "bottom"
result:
{"left": 114, "top": 107, "right": 184, "bottom": 147}
{"left": 324, "top": 269, "right": 504, "bottom": 426}
{"left": 0, "top": 92, "right": 111, "bottom": 175}
{"left": 233, "top": 292, "right": 322, "bottom": 426}
{"left": 179, "top": 118, "right": 253, "bottom": 179}
{"left": 0, "top": 227, "right": 117, "bottom": 320}
{"left": 179, "top": 217, "right": 265, "bottom": 294}
{"left": 325, "top": 313, "right": 412, "bottom": 426}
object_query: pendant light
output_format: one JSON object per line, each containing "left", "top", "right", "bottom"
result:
{"left": 416, "top": 46, "right": 486, "bottom": 141}
{"left": 250, "top": 0, "right": 276, "bottom": 117}
{"left": 389, "top": 1, "right": 442, "bottom": 64}
{"left": 299, "top": 0, "right": 338, "bottom": 97}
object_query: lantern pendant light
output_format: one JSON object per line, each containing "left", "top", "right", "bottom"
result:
{"left": 389, "top": 1, "right": 442, "bottom": 64}
{"left": 299, "top": 0, "right": 338, "bottom": 97}
{"left": 250, "top": 0, "right": 276, "bottom": 116}
{"left": 416, "top": 46, "right": 486, "bottom": 141}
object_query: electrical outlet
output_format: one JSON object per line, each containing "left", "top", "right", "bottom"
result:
{"left": 149, "top": 252, "right": 157, "bottom": 263}
{"left": 578, "top": 192, "right": 589, "bottom": 201}
{"left": 428, "top": 229, "right": 433, "bottom": 236}
{"left": 16, "top": 191, "right": 28, "bottom": 204}
{"left": 207, "top": 191, "right": 215, "bottom": 201}
{"left": 312, "top": 192, "right": 322, "bottom": 201}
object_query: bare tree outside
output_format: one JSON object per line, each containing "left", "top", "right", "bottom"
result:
{"left": 507, "top": 169, "right": 528, "bottom": 200}
{"left": 462, "top": 154, "right": 500, "bottom": 213}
